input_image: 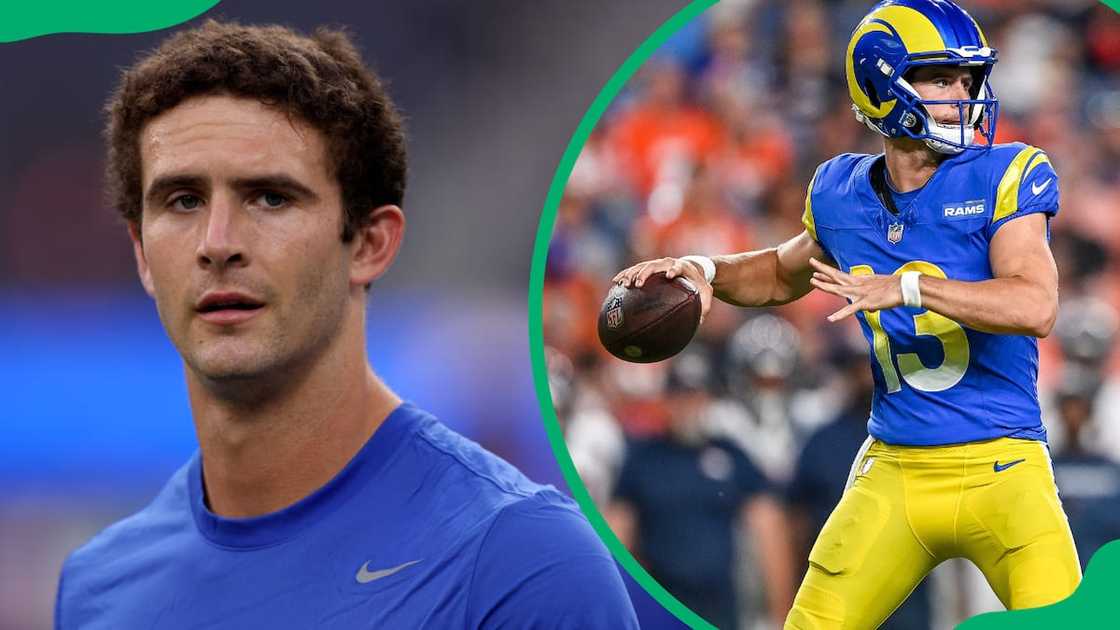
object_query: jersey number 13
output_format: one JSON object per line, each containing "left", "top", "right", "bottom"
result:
{"left": 850, "top": 261, "right": 969, "bottom": 393}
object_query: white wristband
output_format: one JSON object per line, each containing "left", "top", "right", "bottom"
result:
{"left": 680, "top": 255, "right": 716, "bottom": 283}
{"left": 900, "top": 271, "right": 922, "bottom": 308}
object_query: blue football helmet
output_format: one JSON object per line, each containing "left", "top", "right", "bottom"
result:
{"left": 846, "top": 0, "right": 998, "bottom": 153}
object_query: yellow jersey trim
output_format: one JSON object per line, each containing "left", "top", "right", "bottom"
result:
{"left": 993, "top": 146, "right": 1051, "bottom": 223}
{"left": 802, "top": 168, "right": 821, "bottom": 243}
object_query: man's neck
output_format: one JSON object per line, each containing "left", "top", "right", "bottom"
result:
{"left": 186, "top": 312, "right": 401, "bottom": 519}
{"left": 883, "top": 137, "right": 944, "bottom": 193}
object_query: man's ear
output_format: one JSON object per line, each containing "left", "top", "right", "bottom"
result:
{"left": 128, "top": 222, "right": 156, "bottom": 298}
{"left": 350, "top": 205, "right": 405, "bottom": 288}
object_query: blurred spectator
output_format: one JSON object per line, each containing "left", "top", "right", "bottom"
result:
{"left": 714, "top": 313, "right": 805, "bottom": 483}
{"left": 608, "top": 57, "right": 724, "bottom": 204}
{"left": 552, "top": 347, "right": 629, "bottom": 505}
{"left": 1049, "top": 296, "right": 1120, "bottom": 458}
{"left": 1050, "top": 366, "right": 1120, "bottom": 569}
{"left": 1084, "top": 3, "right": 1120, "bottom": 74}
{"left": 630, "top": 164, "right": 756, "bottom": 261}
{"left": 778, "top": 0, "right": 833, "bottom": 136}
{"left": 606, "top": 348, "right": 794, "bottom": 629}
{"left": 1049, "top": 230, "right": 1109, "bottom": 296}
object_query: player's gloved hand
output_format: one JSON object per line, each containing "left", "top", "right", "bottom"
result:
{"left": 808, "top": 257, "right": 903, "bottom": 322}
{"left": 612, "top": 257, "right": 713, "bottom": 323}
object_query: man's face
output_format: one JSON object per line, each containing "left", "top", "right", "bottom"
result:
{"left": 132, "top": 94, "right": 354, "bottom": 384}
{"left": 909, "top": 65, "right": 975, "bottom": 125}
{"left": 666, "top": 389, "right": 709, "bottom": 445}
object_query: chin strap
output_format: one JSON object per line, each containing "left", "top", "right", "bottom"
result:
{"left": 853, "top": 105, "right": 889, "bottom": 138}
{"left": 922, "top": 115, "right": 973, "bottom": 154}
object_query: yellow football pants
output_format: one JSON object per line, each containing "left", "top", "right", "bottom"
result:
{"left": 785, "top": 437, "right": 1081, "bottom": 630}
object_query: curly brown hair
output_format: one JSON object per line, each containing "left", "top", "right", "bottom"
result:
{"left": 104, "top": 19, "right": 407, "bottom": 242}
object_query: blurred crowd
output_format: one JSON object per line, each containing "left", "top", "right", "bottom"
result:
{"left": 544, "top": 0, "right": 1120, "bottom": 628}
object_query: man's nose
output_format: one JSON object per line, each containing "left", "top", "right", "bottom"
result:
{"left": 197, "top": 194, "right": 247, "bottom": 269}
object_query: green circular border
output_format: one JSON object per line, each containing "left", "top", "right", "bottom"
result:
{"left": 527, "top": 1, "right": 718, "bottom": 628}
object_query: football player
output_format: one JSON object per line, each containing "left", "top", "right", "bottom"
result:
{"left": 614, "top": 0, "right": 1081, "bottom": 626}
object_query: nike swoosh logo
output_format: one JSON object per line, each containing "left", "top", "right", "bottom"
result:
{"left": 993, "top": 458, "right": 1026, "bottom": 473}
{"left": 1031, "top": 178, "right": 1052, "bottom": 195}
{"left": 356, "top": 559, "right": 421, "bottom": 584}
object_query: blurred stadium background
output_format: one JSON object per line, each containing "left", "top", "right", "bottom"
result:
{"left": 0, "top": 1, "right": 703, "bottom": 628}
{"left": 544, "top": 0, "right": 1120, "bottom": 628}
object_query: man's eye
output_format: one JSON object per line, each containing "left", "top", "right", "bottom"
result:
{"left": 257, "top": 192, "right": 288, "bottom": 208}
{"left": 171, "top": 195, "right": 203, "bottom": 211}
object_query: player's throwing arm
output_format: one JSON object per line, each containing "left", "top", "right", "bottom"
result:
{"left": 613, "top": 228, "right": 825, "bottom": 322}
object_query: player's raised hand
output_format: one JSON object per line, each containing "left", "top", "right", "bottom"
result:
{"left": 613, "top": 257, "right": 713, "bottom": 322}
{"left": 808, "top": 257, "right": 902, "bottom": 322}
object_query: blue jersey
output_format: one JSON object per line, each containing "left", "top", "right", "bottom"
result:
{"left": 802, "top": 143, "right": 1059, "bottom": 446}
{"left": 56, "top": 403, "right": 637, "bottom": 629}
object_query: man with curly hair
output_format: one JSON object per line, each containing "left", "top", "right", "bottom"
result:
{"left": 55, "top": 20, "right": 637, "bottom": 629}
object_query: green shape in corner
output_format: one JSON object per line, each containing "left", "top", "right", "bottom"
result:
{"left": 1, "top": 0, "right": 220, "bottom": 43}
{"left": 958, "top": 540, "right": 1120, "bottom": 629}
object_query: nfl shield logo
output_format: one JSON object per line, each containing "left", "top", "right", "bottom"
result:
{"left": 887, "top": 222, "right": 904, "bottom": 244}
{"left": 606, "top": 297, "right": 624, "bottom": 329}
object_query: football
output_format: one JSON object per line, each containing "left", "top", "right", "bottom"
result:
{"left": 597, "top": 272, "right": 702, "bottom": 363}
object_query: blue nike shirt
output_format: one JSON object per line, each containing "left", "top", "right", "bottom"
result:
{"left": 55, "top": 403, "right": 638, "bottom": 629}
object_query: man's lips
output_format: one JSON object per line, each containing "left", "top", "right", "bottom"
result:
{"left": 197, "top": 307, "right": 265, "bottom": 325}
{"left": 195, "top": 291, "right": 266, "bottom": 325}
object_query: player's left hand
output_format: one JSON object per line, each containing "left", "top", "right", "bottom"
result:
{"left": 808, "top": 257, "right": 902, "bottom": 322}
